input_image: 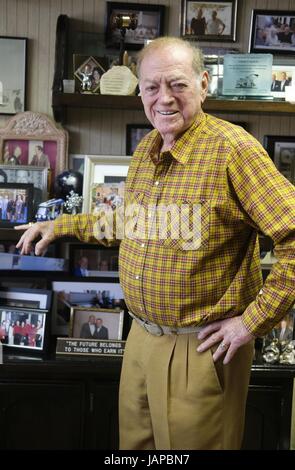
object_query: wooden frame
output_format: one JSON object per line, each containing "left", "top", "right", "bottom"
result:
{"left": 181, "top": 0, "right": 238, "bottom": 42}
{"left": 105, "top": 2, "right": 165, "bottom": 50}
{"left": 0, "top": 112, "right": 68, "bottom": 186}
{"left": 249, "top": 9, "right": 295, "bottom": 55}
{"left": 71, "top": 307, "right": 125, "bottom": 340}
{"left": 264, "top": 135, "right": 295, "bottom": 185}
{"left": 0, "top": 36, "right": 27, "bottom": 115}
{"left": 82, "top": 155, "right": 130, "bottom": 214}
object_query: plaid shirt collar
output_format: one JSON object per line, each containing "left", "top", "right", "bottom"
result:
{"left": 142, "top": 111, "right": 207, "bottom": 165}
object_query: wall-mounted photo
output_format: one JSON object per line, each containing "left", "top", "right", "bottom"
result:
{"left": 105, "top": 2, "right": 165, "bottom": 49}
{"left": 270, "top": 65, "right": 295, "bottom": 99}
{"left": 249, "top": 10, "right": 295, "bottom": 55}
{"left": 71, "top": 307, "right": 125, "bottom": 340}
{"left": 0, "top": 36, "right": 27, "bottom": 115}
{"left": 0, "top": 182, "right": 34, "bottom": 227}
{"left": 181, "top": 0, "right": 238, "bottom": 42}
{"left": 73, "top": 55, "right": 107, "bottom": 93}
{"left": 0, "top": 112, "right": 68, "bottom": 189}
{"left": 264, "top": 135, "right": 295, "bottom": 186}
{"left": 126, "top": 124, "right": 154, "bottom": 155}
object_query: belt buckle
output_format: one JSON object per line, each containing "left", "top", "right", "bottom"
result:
{"left": 143, "top": 321, "right": 163, "bottom": 336}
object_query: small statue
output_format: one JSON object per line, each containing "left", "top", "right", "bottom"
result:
{"left": 80, "top": 64, "right": 93, "bottom": 92}
{"left": 279, "top": 340, "right": 295, "bottom": 365}
{"left": 262, "top": 339, "right": 280, "bottom": 364}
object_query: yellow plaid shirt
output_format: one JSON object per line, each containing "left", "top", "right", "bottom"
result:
{"left": 55, "top": 113, "right": 295, "bottom": 336}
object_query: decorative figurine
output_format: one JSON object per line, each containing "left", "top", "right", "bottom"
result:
{"left": 35, "top": 198, "right": 65, "bottom": 222}
{"left": 54, "top": 170, "right": 83, "bottom": 199}
{"left": 262, "top": 339, "right": 280, "bottom": 364}
{"left": 64, "top": 190, "right": 83, "bottom": 215}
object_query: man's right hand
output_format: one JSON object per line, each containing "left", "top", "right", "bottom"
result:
{"left": 15, "top": 221, "right": 56, "bottom": 256}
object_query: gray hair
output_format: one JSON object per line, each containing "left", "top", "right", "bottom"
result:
{"left": 136, "top": 36, "right": 204, "bottom": 79}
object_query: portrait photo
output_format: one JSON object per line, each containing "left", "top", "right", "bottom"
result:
{"left": 264, "top": 135, "right": 295, "bottom": 185}
{"left": 250, "top": 10, "right": 295, "bottom": 55}
{"left": 270, "top": 65, "right": 295, "bottom": 99}
{"left": 71, "top": 307, "right": 124, "bottom": 341}
{"left": 181, "top": 0, "right": 238, "bottom": 41}
{"left": 0, "top": 182, "right": 34, "bottom": 227}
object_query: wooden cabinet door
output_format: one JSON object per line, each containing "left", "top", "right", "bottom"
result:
{"left": 0, "top": 381, "right": 85, "bottom": 450}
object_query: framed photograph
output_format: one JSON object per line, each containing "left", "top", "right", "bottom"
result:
{"left": 0, "top": 287, "right": 52, "bottom": 310}
{"left": 126, "top": 124, "right": 154, "bottom": 155}
{"left": 69, "top": 243, "right": 119, "bottom": 278}
{"left": 82, "top": 155, "right": 130, "bottom": 213}
{"left": 270, "top": 65, "right": 295, "bottom": 99}
{"left": 73, "top": 55, "right": 107, "bottom": 93}
{"left": 181, "top": 0, "right": 238, "bottom": 42}
{"left": 0, "top": 182, "right": 34, "bottom": 227}
{"left": 105, "top": 2, "right": 165, "bottom": 50}
{"left": 0, "top": 36, "right": 27, "bottom": 115}
{"left": 0, "top": 164, "right": 48, "bottom": 210}
{"left": 249, "top": 10, "right": 295, "bottom": 55}
{"left": 0, "top": 306, "right": 49, "bottom": 353}
{"left": 0, "top": 111, "right": 68, "bottom": 187}
{"left": 262, "top": 309, "right": 295, "bottom": 364}
{"left": 69, "top": 154, "right": 85, "bottom": 175}
{"left": 51, "top": 280, "right": 124, "bottom": 335}
{"left": 71, "top": 307, "right": 125, "bottom": 340}
{"left": 264, "top": 135, "right": 295, "bottom": 185}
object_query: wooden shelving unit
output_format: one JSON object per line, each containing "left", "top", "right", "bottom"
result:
{"left": 52, "top": 92, "right": 295, "bottom": 123}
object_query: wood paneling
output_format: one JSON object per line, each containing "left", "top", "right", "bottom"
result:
{"left": 0, "top": 0, "right": 295, "bottom": 156}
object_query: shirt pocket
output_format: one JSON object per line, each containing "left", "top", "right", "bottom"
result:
{"left": 157, "top": 198, "right": 211, "bottom": 252}
{"left": 124, "top": 190, "right": 145, "bottom": 240}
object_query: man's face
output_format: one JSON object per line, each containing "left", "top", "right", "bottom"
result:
{"left": 139, "top": 45, "right": 208, "bottom": 147}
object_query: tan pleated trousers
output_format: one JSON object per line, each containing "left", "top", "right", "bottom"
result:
{"left": 119, "top": 320, "right": 254, "bottom": 450}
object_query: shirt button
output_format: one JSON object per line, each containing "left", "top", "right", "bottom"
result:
{"left": 154, "top": 181, "right": 159, "bottom": 186}
{"left": 135, "top": 275, "right": 140, "bottom": 280}
{"left": 141, "top": 243, "right": 145, "bottom": 247}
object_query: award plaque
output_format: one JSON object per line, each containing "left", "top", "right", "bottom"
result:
{"left": 100, "top": 66, "right": 138, "bottom": 95}
{"left": 222, "top": 53, "right": 273, "bottom": 97}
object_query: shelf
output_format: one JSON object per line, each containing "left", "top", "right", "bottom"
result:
{"left": 52, "top": 92, "right": 295, "bottom": 122}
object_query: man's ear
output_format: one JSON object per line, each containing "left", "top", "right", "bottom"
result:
{"left": 200, "top": 71, "right": 209, "bottom": 104}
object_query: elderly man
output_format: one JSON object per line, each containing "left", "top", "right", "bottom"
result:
{"left": 15, "top": 37, "right": 295, "bottom": 450}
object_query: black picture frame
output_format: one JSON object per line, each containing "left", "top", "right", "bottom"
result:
{"left": 0, "top": 306, "right": 49, "bottom": 355}
{"left": 249, "top": 9, "right": 295, "bottom": 55}
{"left": 263, "top": 135, "right": 295, "bottom": 185}
{"left": 0, "top": 36, "right": 27, "bottom": 115}
{"left": 0, "top": 182, "right": 34, "bottom": 227}
{"left": 126, "top": 124, "right": 154, "bottom": 155}
{"left": 69, "top": 243, "right": 119, "bottom": 278}
{"left": 181, "top": 0, "right": 238, "bottom": 42}
{"left": 0, "top": 287, "right": 52, "bottom": 311}
{"left": 105, "top": 2, "right": 165, "bottom": 50}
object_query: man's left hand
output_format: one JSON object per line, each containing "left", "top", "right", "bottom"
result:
{"left": 196, "top": 316, "right": 254, "bottom": 364}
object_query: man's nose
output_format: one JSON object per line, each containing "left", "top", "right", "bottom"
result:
{"left": 158, "top": 85, "right": 174, "bottom": 103}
